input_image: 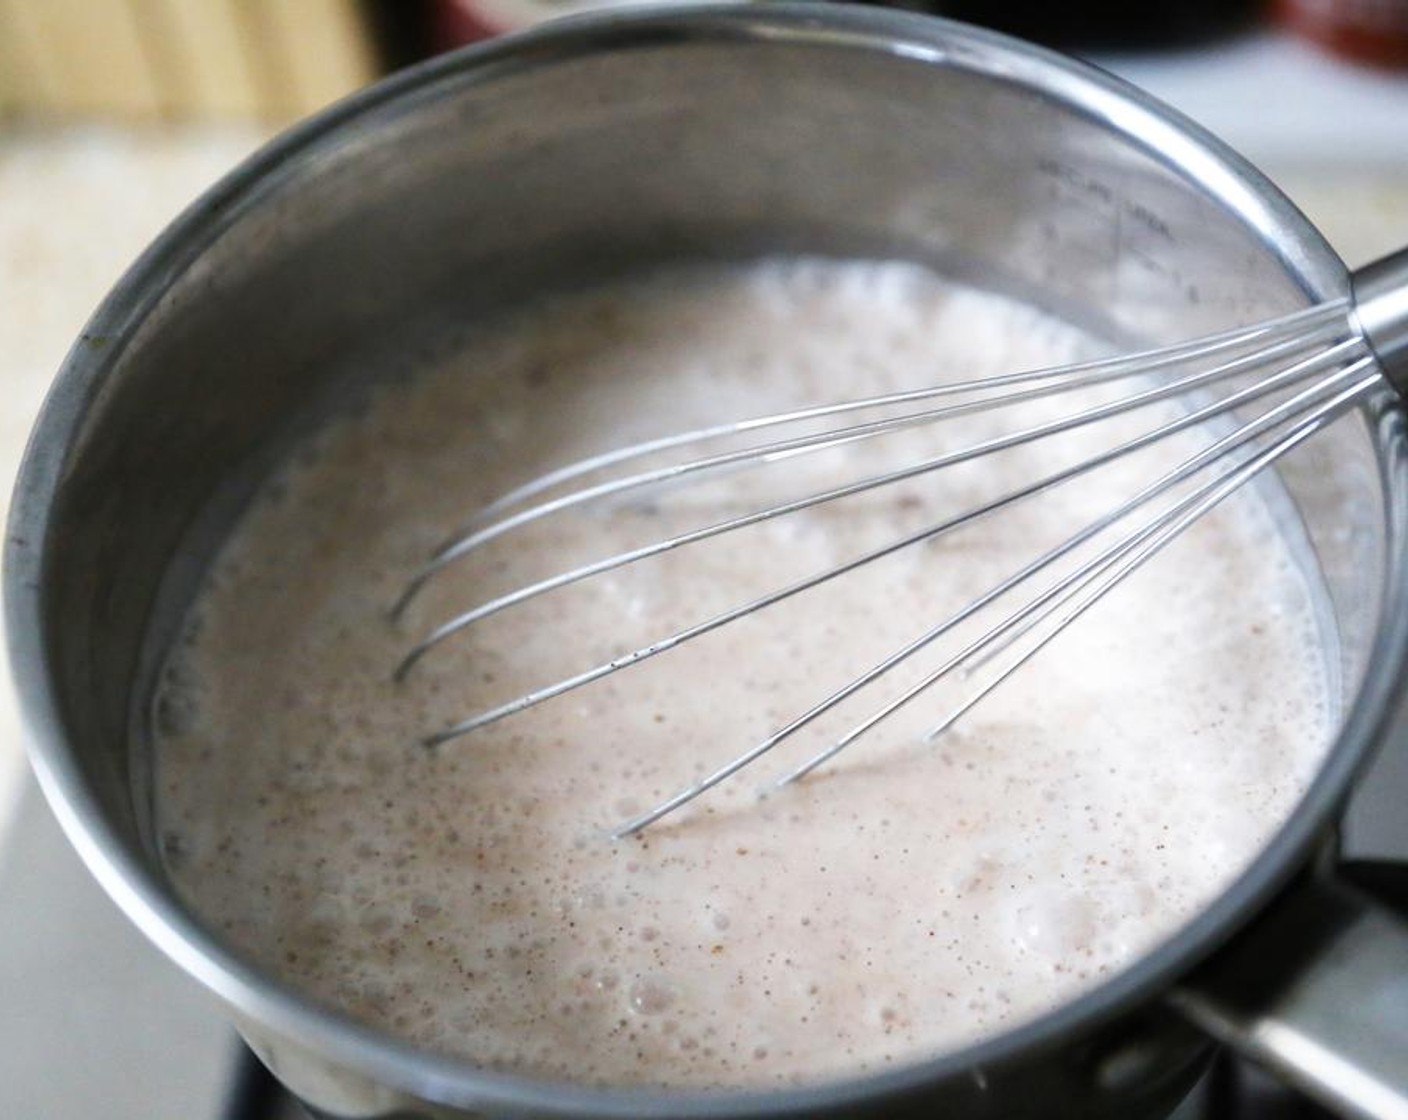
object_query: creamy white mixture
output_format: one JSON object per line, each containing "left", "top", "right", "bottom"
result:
{"left": 154, "top": 259, "right": 1331, "bottom": 1088}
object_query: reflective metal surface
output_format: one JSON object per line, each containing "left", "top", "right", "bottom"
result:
{"left": 1353, "top": 246, "right": 1408, "bottom": 390}
{"left": 1175, "top": 880, "right": 1408, "bottom": 1119}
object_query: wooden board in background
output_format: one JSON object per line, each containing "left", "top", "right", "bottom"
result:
{"left": 2, "top": 0, "right": 164, "bottom": 117}
{"left": 0, "top": 0, "right": 383, "bottom": 120}
{"left": 252, "top": 0, "right": 380, "bottom": 118}
{"left": 139, "top": 0, "right": 268, "bottom": 119}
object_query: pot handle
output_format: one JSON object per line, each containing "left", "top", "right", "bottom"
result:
{"left": 1168, "top": 873, "right": 1408, "bottom": 1120}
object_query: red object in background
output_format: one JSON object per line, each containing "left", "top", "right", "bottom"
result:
{"left": 429, "top": 0, "right": 657, "bottom": 45}
{"left": 1278, "top": 0, "right": 1408, "bottom": 67}
{"left": 431, "top": 0, "right": 511, "bottom": 46}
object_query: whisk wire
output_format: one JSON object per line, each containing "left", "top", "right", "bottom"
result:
{"left": 399, "top": 317, "right": 1349, "bottom": 620}
{"left": 382, "top": 246, "right": 1408, "bottom": 835}
{"left": 764, "top": 379, "right": 1369, "bottom": 801}
{"left": 396, "top": 333, "right": 1358, "bottom": 681}
{"left": 778, "top": 357, "right": 1376, "bottom": 772}
{"left": 958, "top": 361, "right": 1376, "bottom": 677}
{"left": 419, "top": 344, "right": 1364, "bottom": 747}
{"left": 432, "top": 300, "right": 1349, "bottom": 546}
{"left": 916, "top": 381, "right": 1367, "bottom": 743}
{"left": 614, "top": 366, "right": 1378, "bottom": 835}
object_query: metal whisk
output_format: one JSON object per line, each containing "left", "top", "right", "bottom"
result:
{"left": 393, "top": 248, "right": 1408, "bottom": 837}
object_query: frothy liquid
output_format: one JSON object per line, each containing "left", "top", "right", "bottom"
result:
{"left": 154, "top": 260, "right": 1331, "bottom": 1088}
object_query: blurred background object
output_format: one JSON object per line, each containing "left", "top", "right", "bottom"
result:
{"left": 860, "top": 0, "right": 1408, "bottom": 63}
{"left": 864, "top": 0, "right": 1267, "bottom": 49}
{"left": 2, "top": 1, "right": 1405, "bottom": 126}
{"left": 426, "top": 0, "right": 732, "bottom": 45}
{"left": 0, "top": 0, "right": 382, "bottom": 121}
{"left": 1277, "top": 0, "right": 1408, "bottom": 68}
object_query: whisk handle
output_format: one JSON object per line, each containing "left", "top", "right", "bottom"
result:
{"left": 1352, "top": 245, "right": 1408, "bottom": 393}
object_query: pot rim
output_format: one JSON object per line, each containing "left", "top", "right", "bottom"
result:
{"left": 7, "top": 4, "right": 1403, "bottom": 1116}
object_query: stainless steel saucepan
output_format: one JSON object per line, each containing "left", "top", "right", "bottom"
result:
{"left": 8, "top": 6, "right": 1408, "bottom": 1118}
